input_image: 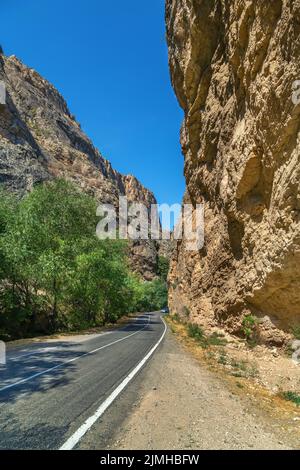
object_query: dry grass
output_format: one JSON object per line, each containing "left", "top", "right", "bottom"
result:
{"left": 165, "top": 315, "right": 300, "bottom": 436}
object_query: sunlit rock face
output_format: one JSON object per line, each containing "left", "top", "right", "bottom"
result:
{"left": 0, "top": 53, "right": 164, "bottom": 280}
{"left": 166, "top": 0, "right": 300, "bottom": 343}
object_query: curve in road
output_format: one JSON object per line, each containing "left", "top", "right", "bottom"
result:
{"left": 0, "top": 311, "right": 166, "bottom": 450}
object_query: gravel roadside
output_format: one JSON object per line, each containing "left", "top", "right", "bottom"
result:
{"left": 107, "top": 329, "right": 299, "bottom": 450}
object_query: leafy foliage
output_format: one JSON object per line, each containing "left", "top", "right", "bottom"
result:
{"left": 0, "top": 180, "right": 168, "bottom": 340}
{"left": 187, "top": 323, "right": 227, "bottom": 348}
{"left": 157, "top": 256, "right": 169, "bottom": 281}
{"left": 282, "top": 391, "right": 300, "bottom": 406}
{"left": 291, "top": 324, "right": 300, "bottom": 340}
{"left": 130, "top": 276, "right": 168, "bottom": 313}
{"left": 187, "top": 323, "right": 205, "bottom": 341}
{"left": 242, "top": 315, "right": 258, "bottom": 345}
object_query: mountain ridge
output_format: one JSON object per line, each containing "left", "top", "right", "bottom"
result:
{"left": 0, "top": 52, "right": 162, "bottom": 280}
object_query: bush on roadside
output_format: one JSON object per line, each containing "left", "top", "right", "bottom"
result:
{"left": 291, "top": 324, "right": 300, "bottom": 340}
{"left": 281, "top": 391, "right": 300, "bottom": 406}
{"left": 187, "top": 323, "right": 227, "bottom": 348}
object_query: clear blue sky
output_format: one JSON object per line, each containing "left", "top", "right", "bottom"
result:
{"left": 1, "top": 0, "right": 185, "bottom": 208}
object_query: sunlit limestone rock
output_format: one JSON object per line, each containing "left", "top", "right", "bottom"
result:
{"left": 166, "top": 0, "right": 300, "bottom": 343}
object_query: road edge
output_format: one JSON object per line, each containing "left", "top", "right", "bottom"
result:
{"left": 59, "top": 314, "right": 167, "bottom": 451}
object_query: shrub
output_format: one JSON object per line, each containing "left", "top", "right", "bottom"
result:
{"left": 242, "top": 315, "right": 258, "bottom": 345}
{"left": 291, "top": 324, "right": 300, "bottom": 340}
{"left": 282, "top": 391, "right": 300, "bottom": 406}
{"left": 172, "top": 313, "right": 181, "bottom": 323}
{"left": 187, "top": 323, "right": 205, "bottom": 341}
{"left": 183, "top": 306, "right": 191, "bottom": 318}
{"left": 187, "top": 324, "right": 227, "bottom": 348}
{"left": 208, "top": 332, "right": 227, "bottom": 347}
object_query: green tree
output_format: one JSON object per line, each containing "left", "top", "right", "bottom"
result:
{"left": 134, "top": 278, "right": 168, "bottom": 312}
{"left": 1, "top": 180, "right": 98, "bottom": 329}
{"left": 0, "top": 180, "right": 170, "bottom": 340}
{"left": 157, "top": 255, "right": 170, "bottom": 281}
{"left": 0, "top": 180, "right": 135, "bottom": 338}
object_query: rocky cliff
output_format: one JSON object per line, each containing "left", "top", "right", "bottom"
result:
{"left": 0, "top": 53, "right": 160, "bottom": 280}
{"left": 166, "top": 0, "right": 300, "bottom": 344}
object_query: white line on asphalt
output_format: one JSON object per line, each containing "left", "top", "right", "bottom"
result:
{"left": 8, "top": 346, "right": 63, "bottom": 361}
{"left": 7, "top": 316, "right": 145, "bottom": 361}
{"left": 59, "top": 315, "right": 167, "bottom": 451}
{"left": 0, "top": 315, "right": 150, "bottom": 393}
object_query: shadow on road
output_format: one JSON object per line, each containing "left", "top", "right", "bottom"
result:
{"left": 0, "top": 342, "right": 81, "bottom": 403}
{"left": 0, "top": 407, "right": 69, "bottom": 450}
{"left": 0, "top": 314, "right": 159, "bottom": 403}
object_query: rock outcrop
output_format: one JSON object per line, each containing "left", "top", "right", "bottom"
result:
{"left": 0, "top": 53, "right": 161, "bottom": 280}
{"left": 166, "top": 0, "right": 300, "bottom": 343}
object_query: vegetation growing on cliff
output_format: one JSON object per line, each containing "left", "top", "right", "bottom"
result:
{"left": 0, "top": 180, "right": 167, "bottom": 340}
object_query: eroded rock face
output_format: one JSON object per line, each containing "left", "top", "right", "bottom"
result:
{"left": 0, "top": 54, "right": 161, "bottom": 279}
{"left": 166, "top": 0, "right": 300, "bottom": 342}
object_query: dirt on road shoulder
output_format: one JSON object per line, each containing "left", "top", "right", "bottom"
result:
{"left": 108, "top": 326, "right": 300, "bottom": 450}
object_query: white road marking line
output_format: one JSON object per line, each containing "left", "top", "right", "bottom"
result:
{"left": 8, "top": 347, "right": 62, "bottom": 361}
{"left": 0, "top": 316, "right": 150, "bottom": 393}
{"left": 7, "top": 316, "right": 147, "bottom": 361}
{"left": 59, "top": 315, "right": 167, "bottom": 451}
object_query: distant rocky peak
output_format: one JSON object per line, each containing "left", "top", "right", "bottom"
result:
{"left": 0, "top": 53, "right": 169, "bottom": 280}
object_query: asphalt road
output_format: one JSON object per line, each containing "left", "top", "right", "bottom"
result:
{"left": 0, "top": 312, "right": 166, "bottom": 450}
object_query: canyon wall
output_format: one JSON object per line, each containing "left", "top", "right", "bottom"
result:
{"left": 166, "top": 0, "right": 300, "bottom": 344}
{"left": 0, "top": 53, "right": 160, "bottom": 280}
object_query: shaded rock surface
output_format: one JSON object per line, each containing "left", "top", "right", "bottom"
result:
{"left": 0, "top": 53, "right": 163, "bottom": 279}
{"left": 166, "top": 0, "right": 300, "bottom": 342}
